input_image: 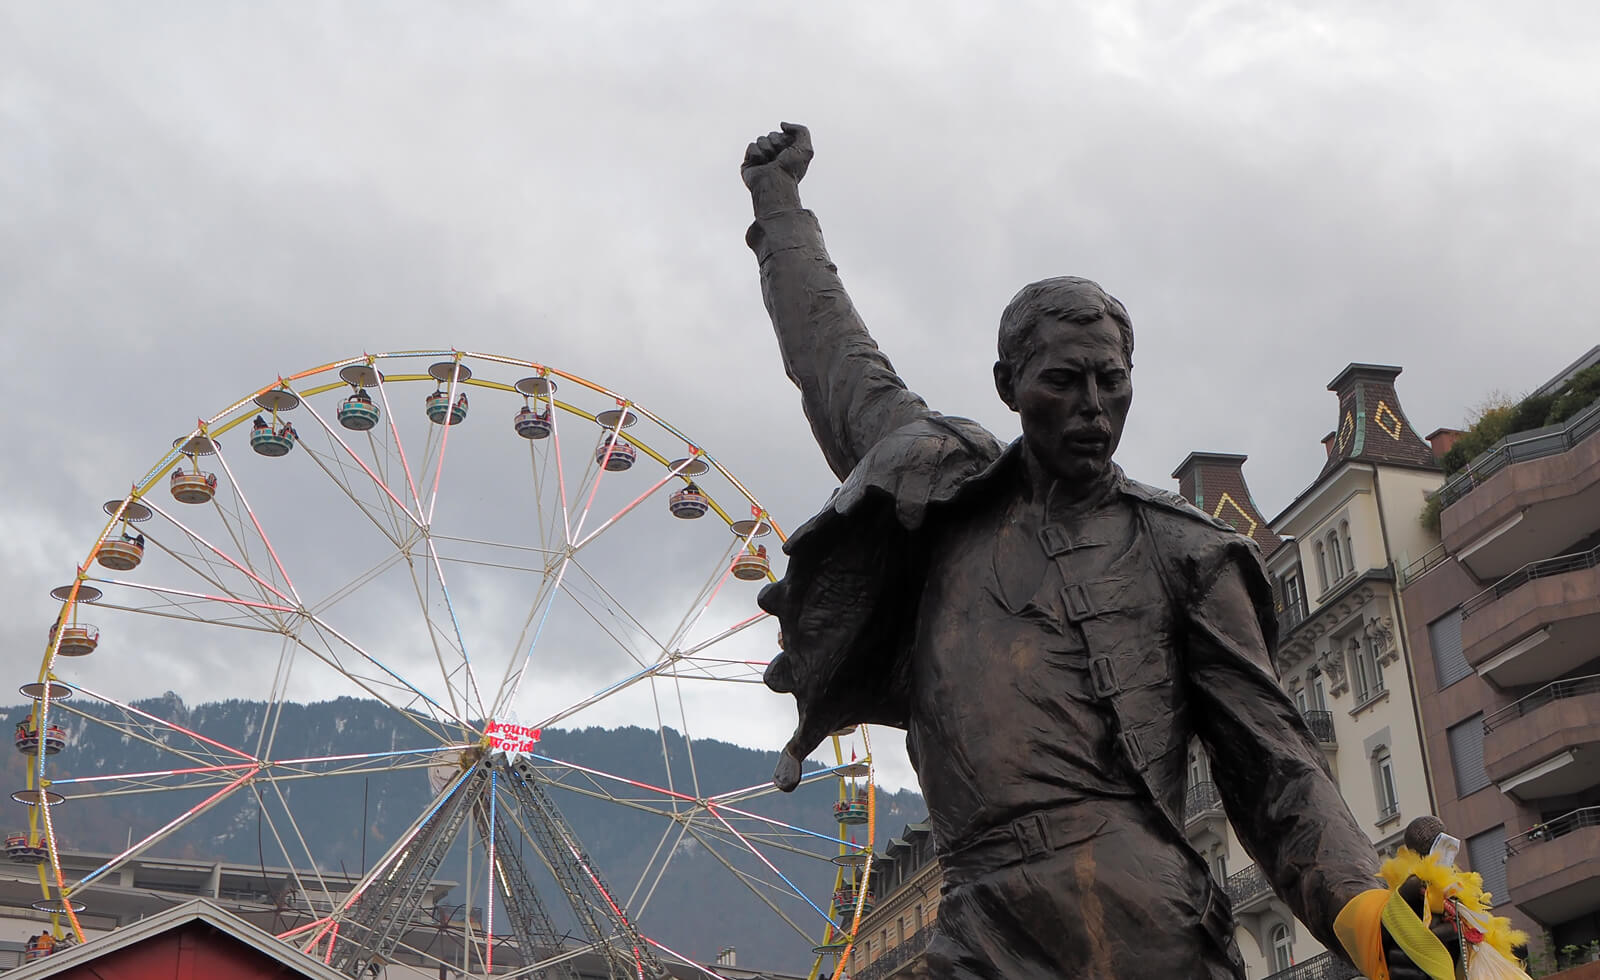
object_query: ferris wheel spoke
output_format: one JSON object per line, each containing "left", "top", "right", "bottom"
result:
{"left": 209, "top": 446, "right": 303, "bottom": 606}
{"left": 496, "top": 554, "right": 572, "bottom": 716}
{"left": 556, "top": 575, "right": 660, "bottom": 673}
{"left": 417, "top": 531, "right": 488, "bottom": 723}
{"left": 669, "top": 610, "right": 770, "bottom": 659}
{"left": 422, "top": 365, "right": 467, "bottom": 527}
{"left": 679, "top": 822, "right": 825, "bottom": 943}
{"left": 260, "top": 774, "right": 342, "bottom": 915}
{"left": 86, "top": 578, "right": 297, "bottom": 622}
{"left": 570, "top": 455, "right": 696, "bottom": 553}
{"left": 290, "top": 615, "right": 469, "bottom": 735}
{"left": 527, "top": 660, "right": 666, "bottom": 733}
{"left": 66, "top": 680, "right": 259, "bottom": 761}
{"left": 66, "top": 765, "right": 261, "bottom": 896}
{"left": 370, "top": 373, "right": 426, "bottom": 519}
{"left": 296, "top": 394, "right": 423, "bottom": 534}
{"left": 251, "top": 782, "right": 341, "bottom": 925}
{"left": 658, "top": 530, "right": 752, "bottom": 660}
{"left": 395, "top": 544, "right": 471, "bottom": 725}
{"left": 701, "top": 805, "right": 834, "bottom": 925}
{"left": 622, "top": 816, "right": 690, "bottom": 913}
{"left": 75, "top": 598, "right": 289, "bottom": 641}
{"left": 304, "top": 547, "right": 409, "bottom": 619}
{"left": 682, "top": 814, "right": 841, "bottom": 865}
{"left": 51, "top": 703, "right": 239, "bottom": 774}
{"left": 143, "top": 498, "right": 297, "bottom": 608}
{"left": 296, "top": 442, "right": 408, "bottom": 549}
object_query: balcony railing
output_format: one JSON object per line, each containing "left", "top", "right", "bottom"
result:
{"left": 1461, "top": 542, "right": 1600, "bottom": 618}
{"left": 1505, "top": 805, "right": 1600, "bottom": 857}
{"left": 1263, "top": 950, "right": 1362, "bottom": 980}
{"left": 1437, "top": 398, "right": 1600, "bottom": 509}
{"left": 1483, "top": 673, "right": 1600, "bottom": 733}
{"left": 1278, "top": 596, "right": 1310, "bottom": 635}
{"left": 1185, "top": 781, "right": 1222, "bottom": 822}
{"left": 1398, "top": 542, "right": 1449, "bottom": 588}
{"left": 1224, "top": 863, "right": 1273, "bottom": 908}
{"left": 853, "top": 927, "right": 934, "bottom": 980}
{"left": 1301, "top": 709, "right": 1336, "bottom": 745}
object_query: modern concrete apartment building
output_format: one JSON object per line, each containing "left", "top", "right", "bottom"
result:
{"left": 1399, "top": 345, "right": 1600, "bottom": 960}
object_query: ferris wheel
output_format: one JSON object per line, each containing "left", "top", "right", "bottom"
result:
{"left": 13, "top": 350, "right": 879, "bottom": 979}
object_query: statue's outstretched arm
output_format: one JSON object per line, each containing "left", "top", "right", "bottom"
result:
{"left": 743, "top": 123, "right": 933, "bottom": 481}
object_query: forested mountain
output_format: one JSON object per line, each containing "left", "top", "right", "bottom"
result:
{"left": 4, "top": 695, "right": 924, "bottom": 971}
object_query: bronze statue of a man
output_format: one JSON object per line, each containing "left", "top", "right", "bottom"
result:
{"left": 741, "top": 123, "right": 1427, "bottom": 979}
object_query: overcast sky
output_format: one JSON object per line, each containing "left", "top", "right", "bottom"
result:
{"left": 5, "top": 3, "right": 1599, "bottom": 798}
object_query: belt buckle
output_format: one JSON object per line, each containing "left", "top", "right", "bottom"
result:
{"left": 1011, "top": 813, "right": 1051, "bottom": 860}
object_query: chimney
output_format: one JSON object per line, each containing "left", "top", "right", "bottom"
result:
{"left": 1426, "top": 427, "right": 1464, "bottom": 460}
{"left": 1318, "top": 363, "right": 1439, "bottom": 478}
{"left": 1321, "top": 431, "right": 1337, "bottom": 458}
{"left": 716, "top": 947, "right": 737, "bottom": 967}
{"left": 1171, "top": 452, "right": 1283, "bottom": 555}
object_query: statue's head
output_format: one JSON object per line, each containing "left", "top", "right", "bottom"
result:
{"left": 993, "top": 277, "right": 1133, "bottom": 488}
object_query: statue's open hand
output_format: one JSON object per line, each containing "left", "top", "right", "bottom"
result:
{"left": 742, "top": 122, "right": 812, "bottom": 189}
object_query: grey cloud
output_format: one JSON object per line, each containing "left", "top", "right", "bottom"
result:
{"left": 4, "top": 3, "right": 1598, "bottom": 797}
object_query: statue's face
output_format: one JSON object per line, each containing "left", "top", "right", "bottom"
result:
{"left": 997, "top": 315, "right": 1132, "bottom": 486}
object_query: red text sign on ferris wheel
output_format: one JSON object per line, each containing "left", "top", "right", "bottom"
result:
{"left": 486, "top": 721, "right": 542, "bottom": 754}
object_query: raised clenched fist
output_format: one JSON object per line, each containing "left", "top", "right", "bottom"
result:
{"left": 741, "top": 122, "right": 813, "bottom": 190}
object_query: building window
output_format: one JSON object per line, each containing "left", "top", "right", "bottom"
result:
{"left": 1212, "top": 852, "right": 1228, "bottom": 882}
{"left": 1293, "top": 687, "right": 1309, "bottom": 713}
{"left": 1447, "top": 715, "right": 1491, "bottom": 797}
{"left": 1373, "top": 747, "right": 1399, "bottom": 822}
{"left": 897, "top": 918, "right": 905, "bottom": 945}
{"left": 1315, "top": 543, "right": 1329, "bottom": 591}
{"left": 1340, "top": 520, "right": 1356, "bottom": 574}
{"left": 1310, "top": 672, "right": 1327, "bottom": 710}
{"left": 1271, "top": 924, "right": 1294, "bottom": 971}
{"left": 914, "top": 905, "right": 923, "bottom": 930}
{"left": 1351, "top": 638, "right": 1384, "bottom": 704}
{"left": 1326, "top": 530, "right": 1346, "bottom": 581}
{"left": 1429, "top": 610, "right": 1470, "bottom": 689}
{"left": 1465, "top": 827, "right": 1510, "bottom": 909}
{"left": 1284, "top": 572, "right": 1303, "bottom": 610}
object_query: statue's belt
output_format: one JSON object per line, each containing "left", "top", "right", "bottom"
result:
{"left": 940, "top": 802, "right": 1126, "bottom": 875}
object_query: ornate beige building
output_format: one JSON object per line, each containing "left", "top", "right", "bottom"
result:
{"left": 1177, "top": 364, "right": 1444, "bottom": 979}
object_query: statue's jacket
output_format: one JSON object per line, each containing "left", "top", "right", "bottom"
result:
{"left": 747, "top": 207, "right": 1380, "bottom": 957}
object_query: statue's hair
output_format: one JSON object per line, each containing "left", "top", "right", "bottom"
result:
{"left": 997, "top": 277, "right": 1133, "bottom": 372}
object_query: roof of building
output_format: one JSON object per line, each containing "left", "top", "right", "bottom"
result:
{"left": 1316, "top": 363, "right": 1439, "bottom": 478}
{"left": 1270, "top": 363, "right": 1441, "bottom": 527}
{"left": 7, "top": 899, "right": 349, "bottom": 980}
{"left": 1170, "top": 452, "right": 1283, "bottom": 555}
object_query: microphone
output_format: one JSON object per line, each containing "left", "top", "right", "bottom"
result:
{"left": 1404, "top": 815, "right": 1447, "bottom": 857}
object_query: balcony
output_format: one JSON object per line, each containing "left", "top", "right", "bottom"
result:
{"left": 1263, "top": 951, "right": 1362, "bottom": 980}
{"left": 1483, "top": 674, "right": 1600, "bottom": 800}
{"left": 1184, "top": 781, "right": 1226, "bottom": 842}
{"left": 1505, "top": 807, "right": 1600, "bottom": 925}
{"left": 1302, "top": 709, "right": 1337, "bottom": 749}
{"left": 1440, "top": 399, "right": 1600, "bottom": 580}
{"left": 1224, "top": 864, "right": 1275, "bottom": 915}
{"left": 854, "top": 927, "right": 933, "bottom": 980}
{"left": 1279, "top": 596, "right": 1310, "bottom": 637}
{"left": 1460, "top": 544, "right": 1600, "bottom": 688}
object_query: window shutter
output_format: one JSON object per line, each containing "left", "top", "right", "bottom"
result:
{"left": 1431, "top": 610, "right": 1470, "bottom": 689}
{"left": 1466, "top": 826, "right": 1511, "bottom": 907}
{"left": 1448, "top": 715, "right": 1491, "bottom": 797}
